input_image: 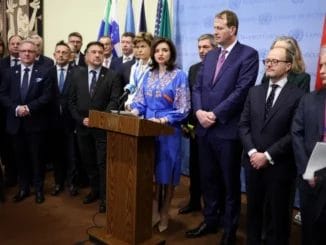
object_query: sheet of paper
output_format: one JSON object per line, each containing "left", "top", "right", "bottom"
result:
{"left": 303, "top": 142, "right": 326, "bottom": 180}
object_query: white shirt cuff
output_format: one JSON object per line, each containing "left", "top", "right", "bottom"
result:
{"left": 264, "top": 151, "right": 274, "bottom": 165}
{"left": 248, "top": 148, "right": 257, "bottom": 157}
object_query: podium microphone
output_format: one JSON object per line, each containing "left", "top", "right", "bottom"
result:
{"left": 118, "top": 84, "right": 136, "bottom": 113}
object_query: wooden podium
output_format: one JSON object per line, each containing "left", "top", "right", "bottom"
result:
{"left": 87, "top": 110, "right": 174, "bottom": 245}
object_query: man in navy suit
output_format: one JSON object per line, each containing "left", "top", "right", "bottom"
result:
{"left": 179, "top": 33, "right": 216, "bottom": 215}
{"left": 187, "top": 10, "right": 259, "bottom": 245}
{"left": 47, "top": 41, "right": 78, "bottom": 197}
{"left": 0, "top": 34, "right": 23, "bottom": 69}
{"left": 69, "top": 41, "right": 121, "bottom": 213}
{"left": 0, "top": 40, "right": 52, "bottom": 204}
{"left": 292, "top": 47, "right": 326, "bottom": 245}
{"left": 239, "top": 47, "right": 304, "bottom": 245}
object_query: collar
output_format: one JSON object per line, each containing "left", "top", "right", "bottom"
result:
{"left": 219, "top": 39, "right": 237, "bottom": 54}
{"left": 56, "top": 64, "right": 69, "bottom": 71}
{"left": 268, "top": 77, "right": 288, "bottom": 89}
{"left": 88, "top": 66, "right": 101, "bottom": 74}
{"left": 21, "top": 64, "right": 34, "bottom": 72}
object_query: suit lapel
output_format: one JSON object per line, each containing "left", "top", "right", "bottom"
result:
{"left": 26, "top": 66, "right": 40, "bottom": 99}
{"left": 13, "top": 66, "right": 22, "bottom": 101}
{"left": 263, "top": 82, "right": 291, "bottom": 127}
{"left": 91, "top": 67, "right": 106, "bottom": 98}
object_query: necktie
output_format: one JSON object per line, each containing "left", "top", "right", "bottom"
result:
{"left": 264, "top": 84, "right": 278, "bottom": 120}
{"left": 323, "top": 100, "right": 326, "bottom": 142}
{"left": 12, "top": 58, "right": 19, "bottom": 67}
{"left": 21, "top": 67, "right": 30, "bottom": 101}
{"left": 58, "top": 68, "right": 65, "bottom": 93}
{"left": 212, "top": 50, "right": 227, "bottom": 83}
{"left": 89, "top": 70, "right": 97, "bottom": 96}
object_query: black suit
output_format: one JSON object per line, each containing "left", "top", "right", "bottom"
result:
{"left": 185, "top": 62, "right": 202, "bottom": 207}
{"left": 47, "top": 64, "right": 77, "bottom": 188}
{"left": 35, "top": 55, "right": 54, "bottom": 72}
{"left": 117, "top": 59, "right": 137, "bottom": 87}
{"left": 239, "top": 81, "right": 304, "bottom": 245}
{"left": 0, "top": 64, "right": 52, "bottom": 192}
{"left": 69, "top": 66, "right": 121, "bottom": 201}
{"left": 76, "top": 52, "right": 86, "bottom": 67}
{"left": 292, "top": 89, "right": 326, "bottom": 245}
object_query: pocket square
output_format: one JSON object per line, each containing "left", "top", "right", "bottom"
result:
{"left": 36, "top": 78, "right": 43, "bottom": 82}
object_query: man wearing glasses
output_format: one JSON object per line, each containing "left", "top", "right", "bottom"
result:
{"left": 239, "top": 47, "right": 304, "bottom": 245}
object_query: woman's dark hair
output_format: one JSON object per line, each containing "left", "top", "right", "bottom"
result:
{"left": 150, "top": 38, "right": 176, "bottom": 71}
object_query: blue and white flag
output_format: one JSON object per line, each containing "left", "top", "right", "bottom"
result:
{"left": 98, "top": 0, "right": 121, "bottom": 57}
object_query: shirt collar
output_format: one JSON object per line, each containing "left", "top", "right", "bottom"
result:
{"left": 56, "top": 64, "right": 69, "bottom": 71}
{"left": 268, "top": 77, "right": 288, "bottom": 89}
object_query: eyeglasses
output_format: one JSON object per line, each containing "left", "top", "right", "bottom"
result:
{"left": 262, "top": 59, "right": 290, "bottom": 65}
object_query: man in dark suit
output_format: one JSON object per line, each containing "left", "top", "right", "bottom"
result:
{"left": 69, "top": 41, "right": 121, "bottom": 213}
{"left": 68, "top": 32, "right": 86, "bottom": 67}
{"left": 239, "top": 47, "right": 304, "bottom": 245}
{"left": 292, "top": 47, "right": 326, "bottom": 245}
{"left": 99, "top": 36, "right": 119, "bottom": 70}
{"left": 187, "top": 10, "right": 259, "bottom": 245}
{"left": 179, "top": 33, "right": 216, "bottom": 215}
{"left": 115, "top": 32, "right": 135, "bottom": 67}
{"left": 0, "top": 40, "right": 52, "bottom": 204}
{"left": 0, "top": 35, "right": 23, "bottom": 187}
{"left": 0, "top": 34, "right": 23, "bottom": 69}
{"left": 27, "top": 34, "right": 54, "bottom": 72}
{"left": 47, "top": 41, "right": 78, "bottom": 197}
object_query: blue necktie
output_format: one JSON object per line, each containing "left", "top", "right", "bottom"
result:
{"left": 21, "top": 67, "right": 30, "bottom": 101}
{"left": 58, "top": 68, "right": 65, "bottom": 93}
{"left": 89, "top": 70, "right": 97, "bottom": 96}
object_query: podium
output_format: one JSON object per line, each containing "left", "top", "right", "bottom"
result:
{"left": 87, "top": 110, "right": 174, "bottom": 245}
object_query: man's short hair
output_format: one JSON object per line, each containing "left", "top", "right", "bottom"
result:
{"left": 55, "top": 40, "right": 70, "bottom": 50}
{"left": 215, "top": 10, "right": 239, "bottom": 35}
{"left": 68, "top": 32, "right": 83, "bottom": 41}
{"left": 84, "top": 41, "right": 104, "bottom": 53}
{"left": 122, "top": 32, "right": 135, "bottom": 39}
{"left": 198, "top": 33, "right": 216, "bottom": 48}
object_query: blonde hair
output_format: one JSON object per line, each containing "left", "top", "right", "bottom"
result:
{"left": 271, "top": 36, "right": 305, "bottom": 73}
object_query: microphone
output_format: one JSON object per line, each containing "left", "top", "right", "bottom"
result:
{"left": 119, "top": 84, "right": 136, "bottom": 102}
{"left": 118, "top": 84, "right": 136, "bottom": 113}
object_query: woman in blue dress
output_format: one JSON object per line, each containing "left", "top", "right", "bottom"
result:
{"left": 131, "top": 38, "right": 190, "bottom": 232}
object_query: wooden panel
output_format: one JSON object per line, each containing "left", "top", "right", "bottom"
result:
{"left": 89, "top": 110, "right": 174, "bottom": 137}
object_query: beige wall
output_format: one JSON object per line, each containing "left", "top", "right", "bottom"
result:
{"left": 43, "top": 0, "right": 173, "bottom": 57}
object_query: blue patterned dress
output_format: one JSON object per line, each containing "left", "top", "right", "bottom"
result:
{"left": 131, "top": 68, "right": 190, "bottom": 185}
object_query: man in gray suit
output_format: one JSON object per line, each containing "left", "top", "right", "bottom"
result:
{"left": 292, "top": 46, "right": 326, "bottom": 245}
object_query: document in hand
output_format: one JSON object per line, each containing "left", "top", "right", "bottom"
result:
{"left": 303, "top": 142, "right": 326, "bottom": 180}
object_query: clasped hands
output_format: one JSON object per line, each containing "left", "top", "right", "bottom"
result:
{"left": 196, "top": 110, "right": 216, "bottom": 128}
{"left": 17, "top": 105, "right": 30, "bottom": 117}
{"left": 250, "top": 152, "right": 268, "bottom": 170}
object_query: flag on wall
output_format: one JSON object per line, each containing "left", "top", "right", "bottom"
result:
{"left": 315, "top": 15, "right": 326, "bottom": 90}
{"left": 125, "top": 0, "right": 135, "bottom": 33}
{"left": 154, "top": 0, "right": 171, "bottom": 39}
{"left": 138, "top": 0, "right": 147, "bottom": 32}
{"left": 98, "top": 0, "right": 121, "bottom": 57}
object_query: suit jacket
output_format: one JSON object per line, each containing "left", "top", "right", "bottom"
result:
{"left": 76, "top": 52, "right": 86, "bottom": 67}
{"left": 35, "top": 55, "right": 54, "bottom": 73}
{"left": 292, "top": 89, "right": 326, "bottom": 175}
{"left": 192, "top": 42, "right": 259, "bottom": 139}
{"left": 109, "top": 56, "right": 120, "bottom": 71}
{"left": 261, "top": 71, "right": 311, "bottom": 93}
{"left": 239, "top": 82, "right": 304, "bottom": 172}
{"left": 0, "top": 64, "right": 52, "bottom": 134}
{"left": 117, "top": 59, "right": 137, "bottom": 87}
{"left": 69, "top": 66, "right": 122, "bottom": 132}
{"left": 188, "top": 62, "right": 202, "bottom": 88}
{"left": 47, "top": 64, "right": 75, "bottom": 130}
{"left": 0, "top": 56, "right": 12, "bottom": 70}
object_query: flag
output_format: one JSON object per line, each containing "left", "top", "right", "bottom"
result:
{"left": 98, "top": 0, "right": 111, "bottom": 38}
{"left": 154, "top": 0, "right": 171, "bottom": 39}
{"left": 125, "top": 0, "right": 135, "bottom": 33}
{"left": 138, "top": 0, "right": 147, "bottom": 32}
{"left": 97, "top": 0, "right": 121, "bottom": 57}
{"left": 315, "top": 15, "right": 326, "bottom": 90}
